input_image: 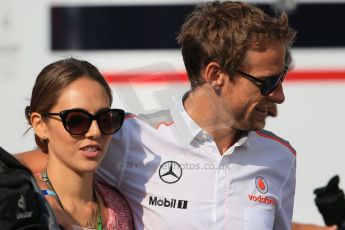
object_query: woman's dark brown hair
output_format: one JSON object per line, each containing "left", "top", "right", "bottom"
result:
{"left": 25, "top": 57, "right": 112, "bottom": 153}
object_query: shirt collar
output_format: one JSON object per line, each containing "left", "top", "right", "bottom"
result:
{"left": 170, "top": 92, "right": 204, "bottom": 146}
{"left": 169, "top": 92, "right": 251, "bottom": 150}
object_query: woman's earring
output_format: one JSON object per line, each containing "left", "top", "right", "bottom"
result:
{"left": 214, "top": 85, "right": 221, "bottom": 96}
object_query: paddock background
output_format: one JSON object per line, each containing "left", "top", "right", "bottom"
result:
{"left": 1, "top": 0, "right": 345, "bottom": 225}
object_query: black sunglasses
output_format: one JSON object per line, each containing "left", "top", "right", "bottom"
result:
{"left": 43, "top": 108, "right": 125, "bottom": 135}
{"left": 236, "top": 66, "right": 288, "bottom": 96}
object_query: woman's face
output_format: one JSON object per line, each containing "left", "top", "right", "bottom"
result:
{"left": 42, "top": 76, "right": 112, "bottom": 174}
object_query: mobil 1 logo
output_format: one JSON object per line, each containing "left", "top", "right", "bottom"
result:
{"left": 149, "top": 196, "right": 188, "bottom": 209}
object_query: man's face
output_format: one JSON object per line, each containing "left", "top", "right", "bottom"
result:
{"left": 219, "top": 41, "right": 286, "bottom": 131}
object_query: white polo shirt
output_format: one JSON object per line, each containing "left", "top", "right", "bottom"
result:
{"left": 96, "top": 97, "right": 296, "bottom": 230}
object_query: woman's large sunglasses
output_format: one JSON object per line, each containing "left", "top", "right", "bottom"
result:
{"left": 43, "top": 108, "right": 125, "bottom": 135}
{"left": 236, "top": 66, "right": 288, "bottom": 96}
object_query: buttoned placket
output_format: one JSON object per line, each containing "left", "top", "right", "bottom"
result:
{"left": 212, "top": 135, "right": 249, "bottom": 229}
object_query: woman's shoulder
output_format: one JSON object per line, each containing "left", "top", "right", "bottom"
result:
{"left": 96, "top": 182, "right": 128, "bottom": 208}
{"left": 95, "top": 182, "right": 134, "bottom": 230}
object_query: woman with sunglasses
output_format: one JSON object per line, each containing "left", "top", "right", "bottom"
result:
{"left": 25, "top": 58, "right": 134, "bottom": 230}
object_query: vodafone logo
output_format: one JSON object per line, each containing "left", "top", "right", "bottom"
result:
{"left": 255, "top": 176, "right": 268, "bottom": 194}
{"left": 248, "top": 194, "right": 276, "bottom": 206}
{"left": 248, "top": 176, "right": 275, "bottom": 206}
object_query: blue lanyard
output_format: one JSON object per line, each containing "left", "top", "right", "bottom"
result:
{"left": 42, "top": 170, "right": 102, "bottom": 229}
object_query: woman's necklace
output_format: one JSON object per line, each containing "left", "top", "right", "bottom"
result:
{"left": 41, "top": 171, "right": 102, "bottom": 229}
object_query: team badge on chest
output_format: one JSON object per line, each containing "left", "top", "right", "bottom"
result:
{"left": 255, "top": 176, "right": 268, "bottom": 194}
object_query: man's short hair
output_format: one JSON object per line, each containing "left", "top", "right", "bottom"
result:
{"left": 176, "top": 1, "right": 296, "bottom": 89}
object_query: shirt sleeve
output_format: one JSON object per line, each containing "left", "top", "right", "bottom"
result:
{"left": 95, "top": 119, "right": 129, "bottom": 189}
{"left": 273, "top": 156, "right": 296, "bottom": 230}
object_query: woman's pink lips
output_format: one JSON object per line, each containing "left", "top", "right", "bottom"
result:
{"left": 80, "top": 145, "right": 101, "bottom": 158}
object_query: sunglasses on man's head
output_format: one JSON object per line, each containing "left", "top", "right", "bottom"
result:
{"left": 236, "top": 66, "right": 288, "bottom": 96}
{"left": 43, "top": 108, "right": 125, "bottom": 135}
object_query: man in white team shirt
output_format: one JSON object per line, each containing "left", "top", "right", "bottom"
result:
{"left": 18, "top": 1, "right": 297, "bottom": 229}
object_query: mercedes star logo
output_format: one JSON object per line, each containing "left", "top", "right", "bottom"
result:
{"left": 159, "top": 161, "right": 182, "bottom": 184}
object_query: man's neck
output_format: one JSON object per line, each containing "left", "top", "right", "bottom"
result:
{"left": 183, "top": 88, "right": 243, "bottom": 155}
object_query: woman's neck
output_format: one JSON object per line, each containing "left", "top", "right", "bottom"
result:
{"left": 45, "top": 158, "right": 95, "bottom": 205}
{"left": 43, "top": 154, "right": 103, "bottom": 229}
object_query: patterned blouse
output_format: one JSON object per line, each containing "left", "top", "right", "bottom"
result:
{"left": 95, "top": 182, "right": 134, "bottom": 230}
